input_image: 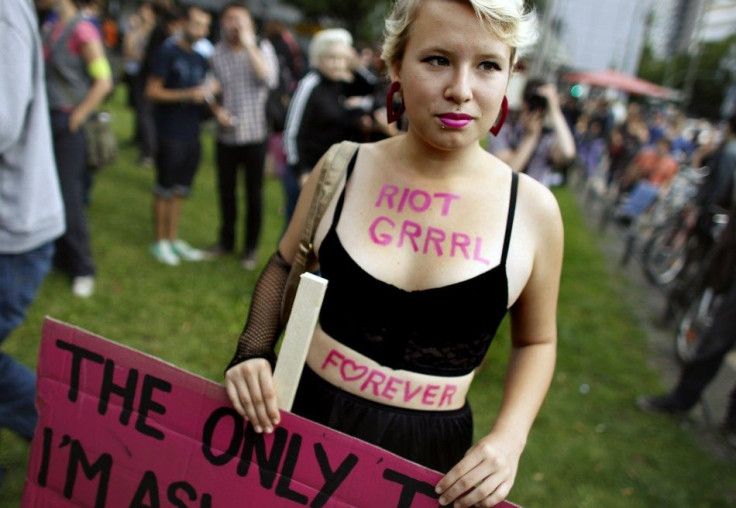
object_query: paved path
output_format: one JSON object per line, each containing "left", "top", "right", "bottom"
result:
{"left": 573, "top": 183, "right": 735, "bottom": 461}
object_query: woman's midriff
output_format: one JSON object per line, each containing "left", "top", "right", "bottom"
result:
{"left": 305, "top": 329, "right": 474, "bottom": 411}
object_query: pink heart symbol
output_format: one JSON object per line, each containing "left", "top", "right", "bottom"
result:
{"left": 340, "top": 359, "right": 369, "bottom": 382}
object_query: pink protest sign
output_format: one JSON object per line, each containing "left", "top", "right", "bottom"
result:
{"left": 23, "top": 318, "right": 520, "bottom": 507}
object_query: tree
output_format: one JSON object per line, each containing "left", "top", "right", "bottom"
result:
{"left": 639, "top": 35, "right": 736, "bottom": 119}
{"left": 282, "top": 0, "right": 545, "bottom": 46}
{"left": 281, "top": 0, "right": 391, "bottom": 43}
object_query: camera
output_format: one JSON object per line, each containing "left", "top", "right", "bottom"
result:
{"left": 528, "top": 93, "right": 548, "bottom": 113}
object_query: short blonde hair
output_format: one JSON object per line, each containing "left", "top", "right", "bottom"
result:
{"left": 381, "top": 0, "right": 538, "bottom": 70}
{"left": 308, "top": 28, "right": 353, "bottom": 68}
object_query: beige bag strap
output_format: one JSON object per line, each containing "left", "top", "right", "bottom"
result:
{"left": 301, "top": 141, "right": 358, "bottom": 252}
{"left": 280, "top": 141, "right": 359, "bottom": 324}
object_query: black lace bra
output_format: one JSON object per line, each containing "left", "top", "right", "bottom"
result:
{"left": 318, "top": 151, "right": 519, "bottom": 376}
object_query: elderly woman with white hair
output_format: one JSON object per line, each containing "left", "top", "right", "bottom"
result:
{"left": 280, "top": 27, "right": 378, "bottom": 220}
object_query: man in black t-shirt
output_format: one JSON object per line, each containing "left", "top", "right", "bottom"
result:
{"left": 145, "top": 4, "right": 211, "bottom": 266}
{"left": 136, "top": 2, "right": 183, "bottom": 166}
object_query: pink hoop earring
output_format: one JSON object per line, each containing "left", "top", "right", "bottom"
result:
{"left": 490, "top": 96, "right": 509, "bottom": 136}
{"left": 386, "top": 81, "right": 405, "bottom": 124}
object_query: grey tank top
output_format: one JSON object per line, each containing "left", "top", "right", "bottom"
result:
{"left": 43, "top": 16, "right": 92, "bottom": 110}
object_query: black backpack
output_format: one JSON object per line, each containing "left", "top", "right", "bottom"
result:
{"left": 265, "top": 48, "right": 296, "bottom": 133}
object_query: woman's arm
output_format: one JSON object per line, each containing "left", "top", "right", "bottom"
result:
{"left": 495, "top": 112, "right": 543, "bottom": 172}
{"left": 283, "top": 72, "right": 319, "bottom": 171}
{"left": 494, "top": 182, "right": 563, "bottom": 443}
{"left": 437, "top": 179, "right": 563, "bottom": 507}
{"left": 69, "top": 37, "right": 113, "bottom": 132}
{"left": 538, "top": 84, "right": 576, "bottom": 166}
{"left": 248, "top": 38, "right": 278, "bottom": 86}
{"left": 224, "top": 152, "right": 331, "bottom": 432}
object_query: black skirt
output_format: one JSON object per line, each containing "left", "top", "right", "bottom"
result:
{"left": 291, "top": 366, "right": 473, "bottom": 473}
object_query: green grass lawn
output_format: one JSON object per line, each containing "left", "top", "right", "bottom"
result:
{"left": 1, "top": 88, "right": 735, "bottom": 506}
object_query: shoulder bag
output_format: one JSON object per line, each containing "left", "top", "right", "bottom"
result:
{"left": 280, "top": 140, "right": 359, "bottom": 324}
{"left": 84, "top": 110, "right": 117, "bottom": 170}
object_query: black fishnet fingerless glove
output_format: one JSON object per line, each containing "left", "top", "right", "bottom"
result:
{"left": 226, "top": 251, "right": 291, "bottom": 373}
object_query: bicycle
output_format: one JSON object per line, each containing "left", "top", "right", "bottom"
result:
{"left": 638, "top": 166, "right": 712, "bottom": 287}
{"left": 659, "top": 207, "right": 730, "bottom": 323}
{"left": 674, "top": 285, "right": 722, "bottom": 364}
{"left": 605, "top": 164, "right": 706, "bottom": 268}
{"left": 672, "top": 209, "right": 731, "bottom": 364}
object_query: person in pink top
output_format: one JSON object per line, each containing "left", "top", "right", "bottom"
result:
{"left": 38, "top": 0, "right": 113, "bottom": 298}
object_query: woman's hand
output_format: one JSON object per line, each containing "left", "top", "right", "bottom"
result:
{"left": 435, "top": 433, "right": 524, "bottom": 507}
{"left": 69, "top": 109, "right": 86, "bottom": 133}
{"left": 225, "top": 358, "right": 281, "bottom": 433}
{"left": 521, "top": 110, "right": 544, "bottom": 138}
{"left": 536, "top": 83, "right": 561, "bottom": 111}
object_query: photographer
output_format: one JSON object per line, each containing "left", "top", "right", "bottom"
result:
{"left": 487, "top": 79, "right": 576, "bottom": 187}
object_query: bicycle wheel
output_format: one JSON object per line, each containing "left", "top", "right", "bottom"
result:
{"left": 620, "top": 230, "right": 636, "bottom": 266}
{"left": 599, "top": 200, "right": 614, "bottom": 232}
{"left": 674, "top": 288, "right": 716, "bottom": 364}
{"left": 598, "top": 185, "right": 622, "bottom": 233}
{"left": 641, "top": 219, "right": 690, "bottom": 286}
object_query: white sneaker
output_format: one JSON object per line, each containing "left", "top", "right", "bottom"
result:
{"left": 241, "top": 251, "right": 257, "bottom": 270}
{"left": 71, "top": 276, "right": 95, "bottom": 298}
{"left": 150, "top": 240, "right": 180, "bottom": 266}
{"left": 171, "top": 239, "right": 207, "bottom": 261}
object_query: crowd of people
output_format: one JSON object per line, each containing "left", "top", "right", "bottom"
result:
{"left": 2, "top": 0, "right": 735, "bottom": 501}
{"left": 564, "top": 95, "right": 718, "bottom": 208}
{"left": 114, "top": 1, "right": 399, "bottom": 270}
{"left": 0, "top": 0, "right": 393, "bottom": 491}
{"left": 635, "top": 114, "right": 736, "bottom": 447}
{"left": 558, "top": 86, "right": 736, "bottom": 446}
{"left": 561, "top": 88, "right": 736, "bottom": 443}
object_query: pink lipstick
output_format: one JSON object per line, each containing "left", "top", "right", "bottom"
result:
{"left": 438, "top": 113, "right": 472, "bottom": 129}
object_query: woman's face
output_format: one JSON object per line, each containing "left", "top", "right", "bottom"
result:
{"left": 393, "top": 0, "right": 512, "bottom": 150}
{"left": 317, "top": 42, "right": 353, "bottom": 81}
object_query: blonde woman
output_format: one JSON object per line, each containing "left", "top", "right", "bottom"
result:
{"left": 226, "top": 1, "right": 561, "bottom": 506}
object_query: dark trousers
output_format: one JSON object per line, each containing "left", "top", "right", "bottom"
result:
{"left": 283, "top": 163, "right": 301, "bottom": 225}
{"left": 0, "top": 242, "right": 54, "bottom": 441}
{"left": 215, "top": 141, "right": 268, "bottom": 254}
{"left": 135, "top": 77, "right": 157, "bottom": 160}
{"left": 50, "top": 111, "right": 96, "bottom": 278}
{"left": 673, "top": 277, "right": 736, "bottom": 426}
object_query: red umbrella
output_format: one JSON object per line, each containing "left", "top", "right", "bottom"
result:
{"left": 561, "top": 69, "right": 678, "bottom": 99}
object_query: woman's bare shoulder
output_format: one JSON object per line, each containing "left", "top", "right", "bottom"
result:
{"left": 516, "top": 174, "right": 564, "bottom": 236}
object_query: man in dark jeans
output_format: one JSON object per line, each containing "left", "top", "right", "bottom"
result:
{"left": 638, "top": 203, "right": 736, "bottom": 447}
{"left": 0, "top": 0, "right": 65, "bottom": 486}
{"left": 206, "top": 1, "right": 278, "bottom": 269}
